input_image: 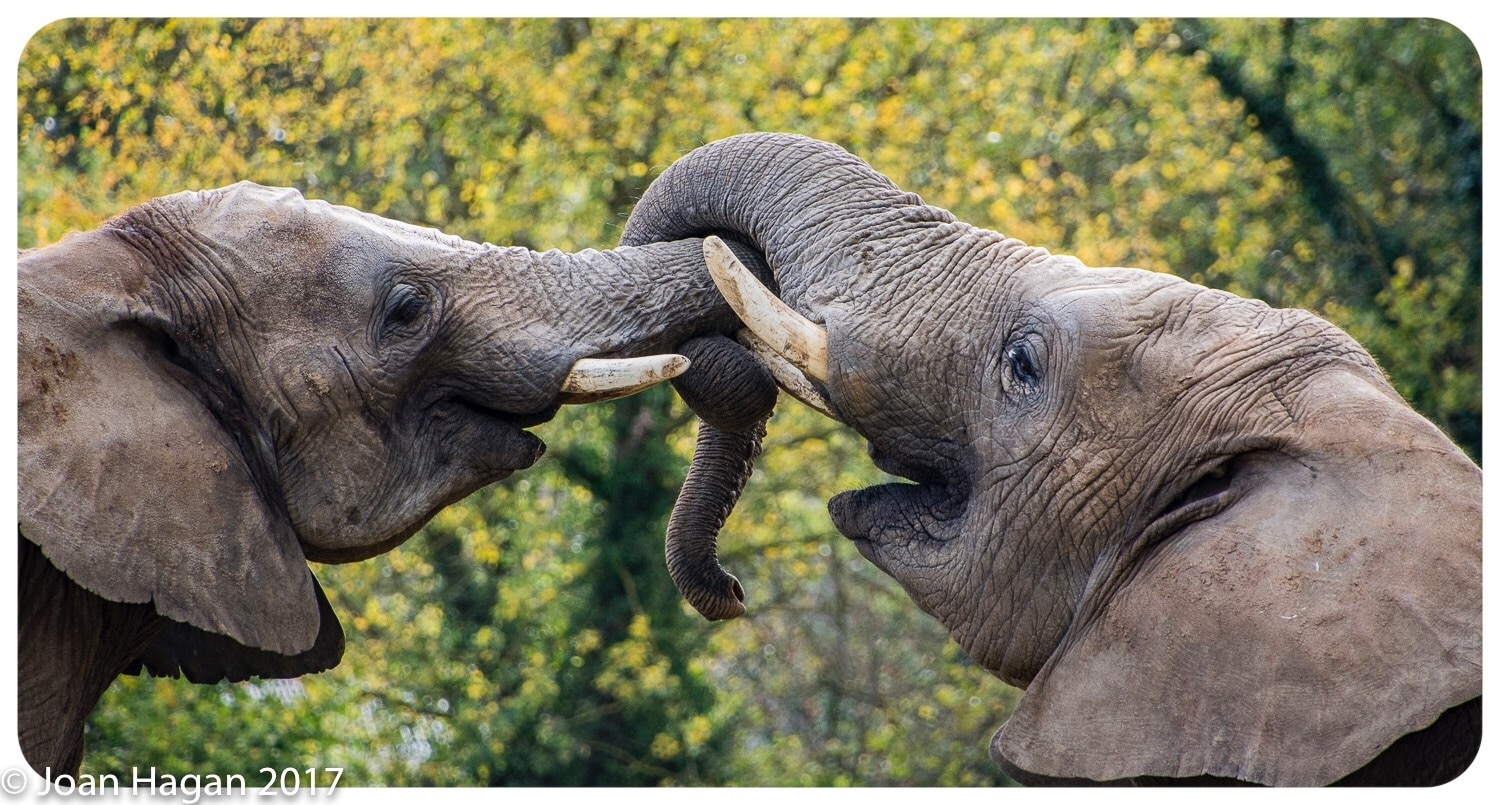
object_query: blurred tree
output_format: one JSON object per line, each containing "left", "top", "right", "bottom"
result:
{"left": 1161, "top": 18, "right": 1482, "bottom": 458}
{"left": 19, "top": 17, "right": 1479, "bottom": 786}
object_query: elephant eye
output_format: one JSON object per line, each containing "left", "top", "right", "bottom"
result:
{"left": 380, "top": 284, "right": 428, "bottom": 339}
{"left": 1003, "top": 341, "right": 1041, "bottom": 390}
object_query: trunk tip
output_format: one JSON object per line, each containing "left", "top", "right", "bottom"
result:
{"left": 694, "top": 574, "right": 747, "bottom": 621}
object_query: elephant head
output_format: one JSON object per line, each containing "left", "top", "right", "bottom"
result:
{"left": 17, "top": 182, "right": 744, "bottom": 770}
{"left": 621, "top": 134, "right": 1481, "bottom": 786}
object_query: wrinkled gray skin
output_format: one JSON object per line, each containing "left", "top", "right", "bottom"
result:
{"left": 17, "top": 183, "right": 745, "bottom": 774}
{"left": 623, "top": 134, "right": 1481, "bottom": 786}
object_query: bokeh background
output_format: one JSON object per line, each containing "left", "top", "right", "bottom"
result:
{"left": 16, "top": 18, "right": 1481, "bottom": 785}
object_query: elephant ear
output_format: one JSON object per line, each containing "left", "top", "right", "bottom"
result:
{"left": 991, "top": 411, "right": 1481, "bottom": 786}
{"left": 127, "top": 574, "right": 345, "bottom": 683}
{"left": 18, "top": 218, "right": 323, "bottom": 658}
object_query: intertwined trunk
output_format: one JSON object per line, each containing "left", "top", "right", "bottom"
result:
{"left": 618, "top": 134, "right": 925, "bottom": 618}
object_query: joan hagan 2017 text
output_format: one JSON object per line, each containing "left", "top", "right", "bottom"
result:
{"left": 34, "top": 766, "right": 343, "bottom": 801}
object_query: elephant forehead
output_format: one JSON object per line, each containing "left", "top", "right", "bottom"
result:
{"left": 213, "top": 180, "right": 304, "bottom": 207}
{"left": 1028, "top": 266, "right": 1357, "bottom": 394}
{"left": 193, "top": 182, "right": 309, "bottom": 241}
{"left": 185, "top": 182, "right": 470, "bottom": 273}
{"left": 1023, "top": 265, "right": 1195, "bottom": 339}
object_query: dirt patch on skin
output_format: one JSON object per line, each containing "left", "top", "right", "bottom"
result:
{"left": 301, "top": 368, "right": 332, "bottom": 396}
{"left": 34, "top": 342, "right": 80, "bottom": 383}
{"left": 24, "top": 341, "right": 82, "bottom": 423}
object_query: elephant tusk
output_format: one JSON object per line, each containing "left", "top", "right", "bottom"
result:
{"left": 703, "top": 236, "right": 829, "bottom": 383}
{"left": 735, "top": 329, "right": 843, "bottom": 422}
{"left": 559, "top": 354, "right": 691, "bottom": 404}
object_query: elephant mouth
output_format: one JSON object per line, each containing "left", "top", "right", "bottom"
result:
{"left": 828, "top": 435, "right": 970, "bottom": 572}
{"left": 828, "top": 480, "right": 966, "bottom": 573}
{"left": 441, "top": 395, "right": 555, "bottom": 473}
{"left": 452, "top": 395, "right": 559, "bottom": 431}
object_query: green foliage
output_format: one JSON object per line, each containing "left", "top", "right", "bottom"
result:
{"left": 20, "top": 18, "right": 1478, "bottom": 786}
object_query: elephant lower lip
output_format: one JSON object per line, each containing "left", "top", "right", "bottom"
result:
{"left": 846, "top": 536, "right": 878, "bottom": 563}
{"left": 507, "top": 429, "right": 547, "bottom": 468}
{"left": 440, "top": 398, "right": 551, "bottom": 472}
{"left": 828, "top": 481, "right": 964, "bottom": 578}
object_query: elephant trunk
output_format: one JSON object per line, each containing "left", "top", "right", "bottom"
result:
{"left": 622, "top": 133, "right": 938, "bottom": 309}
{"left": 620, "top": 133, "right": 929, "bottom": 618}
{"left": 664, "top": 414, "right": 768, "bottom": 620}
{"left": 544, "top": 239, "right": 743, "bottom": 365}
{"left": 454, "top": 238, "right": 767, "bottom": 419}
{"left": 513, "top": 237, "right": 781, "bottom": 620}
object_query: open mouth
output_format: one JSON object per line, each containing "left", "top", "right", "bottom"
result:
{"left": 866, "top": 441, "right": 963, "bottom": 488}
{"left": 828, "top": 435, "right": 971, "bottom": 567}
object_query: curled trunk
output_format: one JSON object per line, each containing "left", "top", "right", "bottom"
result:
{"left": 622, "top": 134, "right": 932, "bottom": 309}
{"left": 621, "top": 134, "right": 915, "bottom": 617}
{"left": 664, "top": 334, "right": 776, "bottom": 619}
{"left": 664, "top": 416, "right": 768, "bottom": 620}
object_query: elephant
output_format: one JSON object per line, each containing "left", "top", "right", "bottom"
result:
{"left": 618, "top": 133, "right": 1481, "bottom": 786}
{"left": 16, "top": 182, "right": 756, "bottom": 774}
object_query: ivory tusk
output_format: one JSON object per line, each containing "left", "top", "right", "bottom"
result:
{"left": 559, "top": 354, "right": 691, "bottom": 404}
{"left": 703, "top": 236, "right": 829, "bottom": 383}
{"left": 735, "top": 330, "right": 842, "bottom": 421}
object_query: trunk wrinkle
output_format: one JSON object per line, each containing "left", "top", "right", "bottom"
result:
{"left": 671, "top": 335, "right": 777, "bottom": 433}
{"left": 664, "top": 416, "right": 769, "bottom": 620}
